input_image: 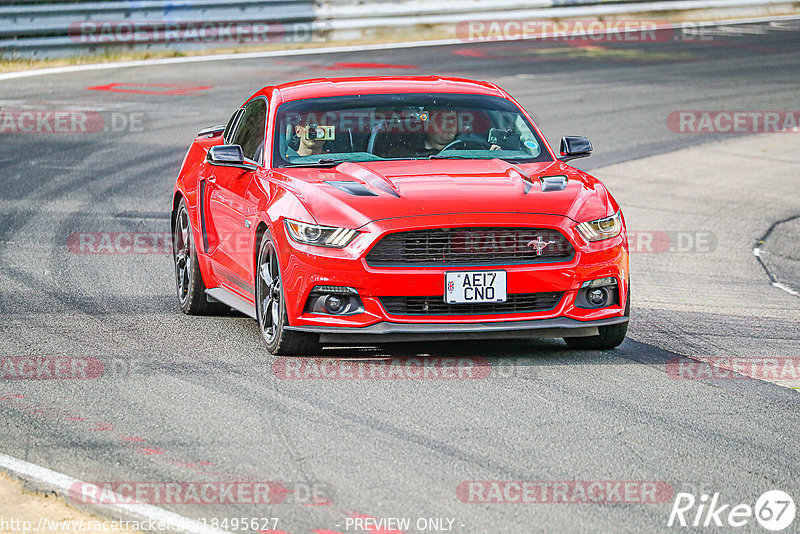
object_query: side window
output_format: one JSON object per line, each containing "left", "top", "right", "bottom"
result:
{"left": 231, "top": 98, "right": 267, "bottom": 163}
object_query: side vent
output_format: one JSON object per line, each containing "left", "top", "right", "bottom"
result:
{"left": 199, "top": 180, "right": 209, "bottom": 253}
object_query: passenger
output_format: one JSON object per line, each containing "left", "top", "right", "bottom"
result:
{"left": 287, "top": 114, "right": 329, "bottom": 158}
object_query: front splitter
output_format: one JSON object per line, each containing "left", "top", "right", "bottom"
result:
{"left": 286, "top": 316, "right": 629, "bottom": 343}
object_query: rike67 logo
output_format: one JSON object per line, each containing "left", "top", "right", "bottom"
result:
{"left": 668, "top": 490, "right": 795, "bottom": 531}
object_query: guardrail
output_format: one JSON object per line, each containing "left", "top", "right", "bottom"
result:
{"left": 0, "top": 0, "right": 795, "bottom": 59}
{"left": 0, "top": 0, "right": 316, "bottom": 58}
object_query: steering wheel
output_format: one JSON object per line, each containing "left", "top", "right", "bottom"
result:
{"left": 439, "top": 135, "right": 492, "bottom": 152}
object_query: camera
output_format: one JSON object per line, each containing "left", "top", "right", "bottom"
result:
{"left": 487, "top": 127, "right": 518, "bottom": 148}
{"left": 304, "top": 124, "right": 335, "bottom": 141}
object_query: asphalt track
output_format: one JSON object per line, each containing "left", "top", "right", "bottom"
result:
{"left": 1, "top": 19, "right": 800, "bottom": 534}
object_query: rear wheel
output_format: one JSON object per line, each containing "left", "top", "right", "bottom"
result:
{"left": 256, "top": 232, "right": 319, "bottom": 355}
{"left": 172, "top": 198, "right": 225, "bottom": 315}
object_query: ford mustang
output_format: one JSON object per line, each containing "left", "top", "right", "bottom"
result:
{"left": 171, "top": 76, "right": 629, "bottom": 354}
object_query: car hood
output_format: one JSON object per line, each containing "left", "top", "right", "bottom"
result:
{"left": 271, "top": 158, "right": 618, "bottom": 229}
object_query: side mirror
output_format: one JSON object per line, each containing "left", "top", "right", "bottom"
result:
{"left": 207, "top": 145, "right": 256, "bottom": 170}
{"left": 559, "top": 136, "right": 592, "bottom": 162}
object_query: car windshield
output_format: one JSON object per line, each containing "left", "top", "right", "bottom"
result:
{"left": 273, "top": 93, "right": 552, "bottom": 167}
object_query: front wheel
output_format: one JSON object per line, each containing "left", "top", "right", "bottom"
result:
{"left": 564, "top": 285, "right": 629, "bottom": 350}
{"left": 256, "top": 232, "right": 319, "bottom": 355}
{"left": 564, "top": 321, "right": 628, "bottom": 350}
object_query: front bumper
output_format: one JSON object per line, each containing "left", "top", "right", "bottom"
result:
{"left": 277, "top": 212, "right": 629, "bottom": 335}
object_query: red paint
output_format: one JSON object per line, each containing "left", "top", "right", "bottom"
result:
{"left": 121, "top": 436, "right": 146, "bottom": 442}
{"left": 324, "top": 62, "right": 418, "bottom": 70}
{"left": 88, "top": 423, "right": 113, "bottom": 431}
{"left": 135, "top": 447, "right": 165, "bottom": 455}
{"left": 451, "top": 48, "right": 490, "bottom": 57}
{"left": 85, "top": 83, "right": 211, "bottom": 95}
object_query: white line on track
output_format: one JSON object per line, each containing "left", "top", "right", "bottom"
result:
{"left": 0, "top": 453, "right": 228, "bottom": 534}
{"left": 1, "top": 14, "right": 799, "bottom": 81}
{"left": 773, "top": 282, "right": 800, "bottom": 297}
{"left": 754, "top": 247, "right": 800, "bottom": 298}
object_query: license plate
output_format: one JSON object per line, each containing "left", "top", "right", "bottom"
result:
{"left": 445, "top": 271, "right": 507, "bottom": 304}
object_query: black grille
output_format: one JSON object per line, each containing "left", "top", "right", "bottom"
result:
{"left": 379, "top": 292, "right": 564, "bottom": 315}
{"left": 366, "top": 228, "right": 573, "bottom": 266}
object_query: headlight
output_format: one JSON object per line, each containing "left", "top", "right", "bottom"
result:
{"left": 284, "top": 219, "right": 359, "bottom": 248}
{"left": 575, "top": 211, "right": 622, "bottom": 242}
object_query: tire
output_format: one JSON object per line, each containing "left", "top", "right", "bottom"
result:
{"left": 172, "top": 198, "right": 226, "bottom": 315}
{"left": 564, "top": 285, "right": 630, "bottom": 350}
{"left": 255, "top": 231, "right": 320, "bottom": 355}
{"left": 564, "top": 321, "right": 628, "bottom": 350}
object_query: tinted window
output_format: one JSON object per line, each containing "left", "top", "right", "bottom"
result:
{"left": 231, "top": 98, "right": 267, "bottom": 163}
{"left": 272, "top": 93, "right": 552, "bottom": 167}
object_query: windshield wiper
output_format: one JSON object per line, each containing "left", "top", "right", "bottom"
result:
{"left": 496, "top": 157, "right": 538, "bottom": 163}
{"left": 284, "top": 158, "right": 347, "bottom": 168}
{"left": 428, "top": 154, "right": 476, "bottom": 160}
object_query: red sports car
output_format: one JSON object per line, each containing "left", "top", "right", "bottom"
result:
{"left": 171, "top": 76, "right": 629, "bottom": 354}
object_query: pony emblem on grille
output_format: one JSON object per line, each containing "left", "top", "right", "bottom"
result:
{"left": 527, "top": 236, "right": 557, "bottom": 256}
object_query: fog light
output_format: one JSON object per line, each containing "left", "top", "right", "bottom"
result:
{"left": 304, "top": 287, "right": 364, "bottom": 316}
{"left": 588, "top": 288, "right": 608, "bottom": 306}
{"left": 324, "top": 295, "right": 345, "bottom": 314}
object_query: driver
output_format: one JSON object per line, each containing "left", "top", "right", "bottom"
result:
{"left": 409, "top": 109, "right": 501, "bottom": 157}
{"left": 412, "top": 109, "right": 459, "bottom": 157}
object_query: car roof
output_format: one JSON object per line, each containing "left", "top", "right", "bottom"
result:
{"left": 252, "top": 76, "right": 509, "bottom": 103}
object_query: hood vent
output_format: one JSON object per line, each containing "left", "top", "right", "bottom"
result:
{"left": 540, "top": 175, "right": 568, "bottom": 192}
{"left": 325, "top": 181, "right": 378, "bottom": 197}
